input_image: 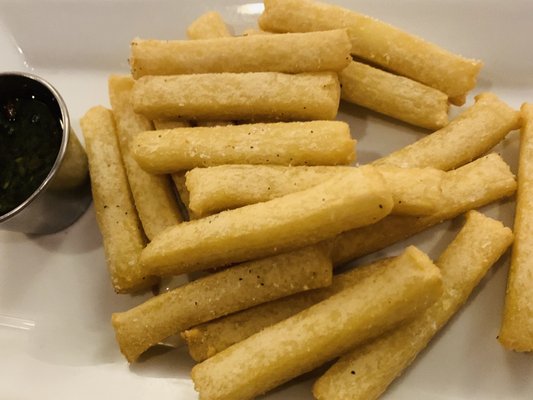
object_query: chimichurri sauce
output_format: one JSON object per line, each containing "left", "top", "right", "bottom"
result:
{"left": 0, "top": 97, "right": 62, "bottom": 215}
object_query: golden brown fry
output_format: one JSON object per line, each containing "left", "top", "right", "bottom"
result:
{"left": 108, "top": 75, "right": 182, "bottom": 240}
{"left": 314, "top": 211, "right": 513, "bottom": 400}
{"left": 373, "top": 93, "right": 519, "bottom": 170}
{"left": 339, "top": 60, "right": 449, "bottom": 130}
{"left": 112, "top": 245, "right": 333, "bottom": 362}
{"left": 332, "top": 153, "right": 516, "bottom": 265}
{"left": 80, "top": 106, "right": 154, "bottom": 293}
{"left": 185, "top": 164, "right": 442, "bottom": 217}
{"left": 183, "top": 258, "right": 394, "bottom": 362}
{"left": 187, "top": 11, "right": 232, "bottom": 40}
{"left": 130, "top": 30, "right": 350, "bottom": 77}
{"left": 191, "top": 246, "right": 442, "bottom": 400}
{"left": 259, "top": 0, "right": 482, "bottom": 104}
{"left": 185, "top": 165, "right": 344, "bottom": 216}
{"left": 131, "top": 72, "right": 341, "bottom": 121}
{"left": 499, "top": 103, "right": 533, "bottom": 351}
{"left": 140, "top": 166, "right": 393, "bottom": 276}
{"left": 130, "top": 121, "right": 355, "bottom": 173}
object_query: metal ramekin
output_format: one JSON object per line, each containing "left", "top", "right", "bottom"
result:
{"left": 0, "top": 72, "right": 91, "bottom": 234}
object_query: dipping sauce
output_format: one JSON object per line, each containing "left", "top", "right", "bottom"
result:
{"left": 0, "top": 96, "right": 62, "bottom": 215}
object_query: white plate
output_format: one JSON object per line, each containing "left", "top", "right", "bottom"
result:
{"left": 1, "top": 1, "right": 533, "bottom": 399}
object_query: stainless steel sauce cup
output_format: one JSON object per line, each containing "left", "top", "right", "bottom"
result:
{"left": 0, "top": 72, "right": 91, "bottom": 234}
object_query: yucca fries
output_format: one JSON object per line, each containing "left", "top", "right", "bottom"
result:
{"left": 131, "top": 121, "right": 355, "bottom": 173}
{"left": 185, "top": 164, "right": 443, "bottom": 217}
{"left": 191, "top": 246, "right": 442, "bottom": 400}
{"left": 183, "top": 258, "right": 394, "bottom": 362}
{"left": 108, "top": 75, "right": 182, "bottom": 240}
{"left": 131, "top": 71, "right": 341, "bottom": 121}
{"left": 130, "top": 30, "right": 350, "bottom": 77}
{"left": 499, "top": 103, "right": 533, "bottom": 352}
{"left": 314, "top": 211, "right": 513, "bottom": 400}
{"left": 140, "top": 166, "right": 392, "bottom": 276}
{"left": 339, "top": 60, "right": 449, "bottom": 129}
{"left": 259, "top": 0, "right": 482, "bottom": 104}
{"left": 80, "top": 107, "right": 154, "bottom": 293}
{"left": 112, "top": 245, "right": 332, "bottom": 362}
{"left": 374, "top": 93, "right": 519, "bottom": 170}
{"left": 78, "top": 1, "right": 531, "bottom": 397}
{"left": 332, "top": 154, "right": 516, "bottom": 265}
{"left": 187, "top": 11, "right": 232, "bottom": 40}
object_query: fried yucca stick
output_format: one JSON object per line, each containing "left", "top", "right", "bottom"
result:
{"left": 373, "top": 93, "right": 519, "bottom": 170}
{"left": 80, "top": 107, "right": 154, "bottom": 293}
{"left": 185, "top": 164, "right": 443, "bottom": 217}
{"left": 112, "top": 245, "right": 332, "bottom": 362}
{"left": 499, "top": 103, "right": 533, "bottom": 352}
{"left": 130, "top": 30, "right": 350, "bottom": 78}
{"left": 183, "top": 258, "right": 394, "bottom": 362}
{"left": 314, "top": 211, "right": 513, "bottom": 400}
{"left": 131, "top": 71, "right": 341, "bottom": 121}
{"left": 332, "top": 153, "right": 516, "bottom": 265}
{"left": 140, "top": 166, "right": 393, "bottom": 276}
{"left": 108, "top": 75, "right": 182, "bottom": 240}
{"left": 191, "top": 246, "right": 442, "bottom": 400}
{"left": 187, "top": 11, "right": 232, "bottom": 40}
{"left": 131, "top": 121, "right": 355, "bottom": 174}
{"left": 259, "top": 0, "right": 482, "bottom": 104}
{"left": 339, "top": 60, "right": 449, "bottom": 130}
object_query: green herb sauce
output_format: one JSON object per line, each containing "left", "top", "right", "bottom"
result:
{"left": 0, "top": 97, "right": 62, "bottom": 215}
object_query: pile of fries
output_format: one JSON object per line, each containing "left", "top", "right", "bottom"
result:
{"left": 79, "top": 0, "right": 532, "bottom": 399}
